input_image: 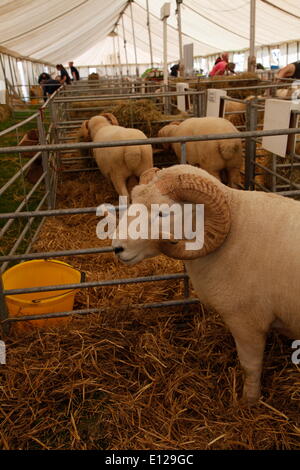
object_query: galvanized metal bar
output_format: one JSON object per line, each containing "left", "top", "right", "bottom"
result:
{"left": 25, "top": 217, "right": 46, "bottom": 255}
{"left": 254, "top": 161, "right": 300, "bottom": 188}
{"left": 53, "top": 90, "right": 204, "bottom": 103}
{"left": 244, "top": 99, "right": 257, "bottom": 190}
{"left": 0, "top": 113, "right": 39, "bottom": 138}
{"left": 62, "top": 168, "right": 98, "bottom": 173}
{"left": 3, "top": 273, "right": 188, "bottom": 296}
{"left": 0, "top": 151, "right": 42, "bottom": 196}
{"left": 2, "top": 127, "right": 300, "bottom": 155}
{"left": 0, "top": 171, "right": 46, "bottom": 239}
{"left": 2, "top": 298, "right": 199, "bottom": 324}
{"left": 180, "top": 142, "right": 187, "bottom": 164}
{"left": 0, "top": 193, "right": 48, "bottom": 273}
{"left": 276, "top": 190, "right": 300, "bottom": 196}
{"left": 37, "top": 112, "right": 52, "bottom": 209}
{"left": 0, "top": 206, "right": 99, "bottom": 220}
{"left": 0, "top": 246, "right": 114, "bottom": 263}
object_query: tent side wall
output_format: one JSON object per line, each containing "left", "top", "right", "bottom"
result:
{"left": 0, "top": 49, "right": 55, "bottom": 104}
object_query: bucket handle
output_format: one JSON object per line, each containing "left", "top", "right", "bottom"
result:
{"left": 31, "top": 271, "right": 86, "bottom": 303}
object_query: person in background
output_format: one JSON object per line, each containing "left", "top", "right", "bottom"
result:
{"left": 56, "top": 64, "right": 71, "bottom": 84}
{"left": 37, "top": 71, "right": 60, "bottom": 102}
{"left": 38, "top": 72, "right": 50, "bottom": 84}
{"left": 209, "top": 53, "right": 229, "bottom": 77}
{"left": 68, "top": 61, "right": 80, "bottom": 81}
{"left": 170, "top": 63, "right": 180, "bottom": 77}
{"left": 39, "top": 77, "right": 61, "bottom": 102}
{"left": 227, "top": 62, "right": 236, "bottom": 75}
{"left": 276, "top": 61, "right": 300, "bottom": 80}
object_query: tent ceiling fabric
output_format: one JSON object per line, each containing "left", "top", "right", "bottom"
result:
{"left": 0, "top": 0, "right": 299, "bottom": 66}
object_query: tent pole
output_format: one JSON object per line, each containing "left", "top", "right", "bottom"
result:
{"left": 161, "top": 4, "right": 170, "bottom": 114}
{"left": 176, "top": 0, "right": 183, "bottom": 72}
{"left": 117, "top": 25, "right": 122, "bottom": 77}
{"left": 129, "top": 0, "right": 139, "bottom": 77}
{"left": 146, "top": 0, "right": 153, "bottom": 68}
{"left": 121, "top": 15, "right": 129, "bottom": 76}
{"left": 163, "top": 17, "right": 168, "bottom": 88}
{"left": 112, "top": 35, "right": 117, "bottom": 77}
{"left": 248, "top": 0, "right": 256, "bottom": 72}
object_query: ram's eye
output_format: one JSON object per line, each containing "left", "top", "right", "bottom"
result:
{"left": 159, "top": 211, "right": 169, "bottom": 218}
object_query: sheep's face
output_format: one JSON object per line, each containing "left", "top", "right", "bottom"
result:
{"left": 158, "top": 124, "right": 175, "bottom": 150}
{"left": 158, "top": 123, "right": 181, "bottom": 151}
{"left": 78, "top": 120, "right": 90, "bottom": 142}
{"left": 112, "top": 185, "right": 172, "bottom": 265}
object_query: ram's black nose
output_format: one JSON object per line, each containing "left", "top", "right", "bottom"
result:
{"left": 114, "top": 246, "right": 124, "bottom": 254}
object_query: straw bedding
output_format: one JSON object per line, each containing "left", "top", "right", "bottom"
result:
{"left": 1, "top": 133, "right": 300, "bottom": 451}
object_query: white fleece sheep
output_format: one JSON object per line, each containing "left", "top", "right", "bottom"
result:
{"left": 112, "top": 164, "right": 300, "bottom": 404}
{"left": 158, "top": 117, "right": 242, "bottom": 188}
{"left": 78, "top": 113, "right": 153, "bottom": 198}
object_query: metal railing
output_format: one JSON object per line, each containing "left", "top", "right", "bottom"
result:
{"left": 1, "top": 79, "right": 300, "bottom": 334}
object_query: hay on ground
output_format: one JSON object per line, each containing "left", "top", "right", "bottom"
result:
{"left": 1, "top": 126, "right": 300, "bottom": 451}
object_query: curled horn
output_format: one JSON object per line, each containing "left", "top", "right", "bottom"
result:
{"left": 155, "top": 173, "right": 231, "bottom": 260}
{"left": 139, "top": 167, "right": 160, "bottom": 185}
{"left": 101, "top": 113, "right": 119, "bottom": 126}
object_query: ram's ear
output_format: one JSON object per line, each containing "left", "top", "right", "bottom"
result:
{"left": 169, "top": 121, "right": 181, "bottom": 126}
{"left": 101, "top": 113, "right": 119, "bottom": 126}
{"left": 78, "top": 120, "right": 90, "bottom": 142}
{"left": 139, "top": 167, "right": 160, "bottom": 185}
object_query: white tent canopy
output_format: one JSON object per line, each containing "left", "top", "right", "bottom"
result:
{"left": 0, "top": 0, "right": 299, "bottom": 66}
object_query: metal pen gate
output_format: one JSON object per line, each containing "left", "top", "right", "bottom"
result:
{"left": 1, "top": 80, "right": 300, "bottom": 335}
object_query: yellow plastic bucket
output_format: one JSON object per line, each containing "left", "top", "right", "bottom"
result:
{"left": 2, "top": 259, "right": 82, "bottom": 332}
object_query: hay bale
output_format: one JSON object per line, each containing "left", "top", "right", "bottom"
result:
{"left": 88, "top": 72, "right": 100, "bottom": 80}
{"left": 197, "top": 73, "right": 262, "bottom": 99}
{"left": 109, "top": 99, "right": 164, "bottom": 137}
{"left": 69, "top": 99, "right": 125, "bottom": 119}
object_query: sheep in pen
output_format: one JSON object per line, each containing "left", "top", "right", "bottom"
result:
{"left": 1, "top": 82, "right": 300, "bottom": 451}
